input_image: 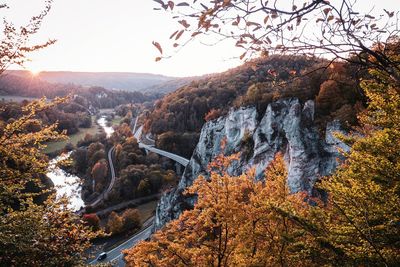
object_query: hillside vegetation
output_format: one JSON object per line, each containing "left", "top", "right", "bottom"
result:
{"left": 0, "top": 73, "right": 160, "bottom": 109}
{"left": 145, "top": 55, "right": 364, "bottom": 157}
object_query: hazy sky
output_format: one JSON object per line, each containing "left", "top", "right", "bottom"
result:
{"left": 2, "top": 0, "right": 399, "bottom": 77}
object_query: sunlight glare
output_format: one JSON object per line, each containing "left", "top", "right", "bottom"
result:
{"left": 29, "top": 68, "right": 41, "bottom": 76}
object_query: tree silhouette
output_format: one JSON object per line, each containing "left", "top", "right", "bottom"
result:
{"left": 153, "top": 0, "right": 400, "bottom": 82}
{"left": 0, "top": 0, "right": 55, "bottom": 74}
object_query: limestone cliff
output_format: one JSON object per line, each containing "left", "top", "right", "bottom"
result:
{"left": 155, "top": 98, "right": 349, "bottom": 229}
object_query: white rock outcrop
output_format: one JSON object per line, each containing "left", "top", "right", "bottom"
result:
{"left": 155, "top": 98, "right": 349, "bottom": 229}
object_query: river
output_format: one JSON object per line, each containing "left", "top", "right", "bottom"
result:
{"left": 97, "top": 116, "right": 114, "bottom": 138}
{"left": 46, "top": 115, "right": 115, "bottom": 211}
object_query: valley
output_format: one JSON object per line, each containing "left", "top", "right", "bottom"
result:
{"left": 1, "top": 1, "right": 399, "bottom": 266}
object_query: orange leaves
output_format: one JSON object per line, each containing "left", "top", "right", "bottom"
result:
{"left": 175, "top": 29, "right": 184, "bottom": 40}
{"left": 191, "top": 31, "right": 202, "bottom": 37}
{"left": 153, "top": 41, "right": 163, "bottom": 61}
{"left": 178, "top": 19, "right": 190, "bottom": 28}
{"left": 323, "top": 8, "right": 331, "bottom": 16}
{"left": 263, "top": 15, "right": 269, "bottom": 24}
{"left": 152, "top": 41, "right": 163, "bottom": 54}
{"left": 169, "top": 30, "right": 179, "bottom": 39}
{"left": 239, "top": 51, "right": 246, "bottom": 60}
{"left": 125, "top": 152, "right": 316, "bottom": 266}
{"left": 167, "top": 1, "right": 174, "bottom": 10}
{"left": 246, "top": 21, "right": 260, "bottom": 27}
{"left": 232, "top": 16, "right": 241, "bottom": 26}
{"left": 204, "top": 108, "right": 222, "bottom": 121}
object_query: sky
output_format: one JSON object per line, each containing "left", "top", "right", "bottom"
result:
{"left": 2, "top": 0, "right": 399, "bottom": 77}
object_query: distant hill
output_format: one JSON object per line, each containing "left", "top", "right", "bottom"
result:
{"left": 0, "top": 72, "right": 161, "bottom": 109}
{"left": 6, "top": 70, "right": 181, "bottom": 92}
{"left": 142, "top": 76, "right": 204, "bottom": 94}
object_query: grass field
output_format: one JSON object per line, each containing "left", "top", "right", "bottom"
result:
{"left": 43, "top": 116, "right": 102, "bottom": 154}
{"left": 43, "top": 114, "right": 122, "bottom": 155}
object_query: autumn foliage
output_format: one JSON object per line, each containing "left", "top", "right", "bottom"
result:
{"left": 125, "top": 153, "right": 324, "bottom": 266}
{"left": 204, "top": 108, "right": 222, "bottom": 122}
{"left": 0, "top": 99, "right": 99, "bottom": 266}
{"left": 126, "top": 64, "right": 400, "bottom": 266}
{"left": 106, "top": 209, "right": 142, "bottom": 235}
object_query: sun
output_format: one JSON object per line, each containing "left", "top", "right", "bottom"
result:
{"left": 29, "top": 68, "right": 42, "bottom": 76}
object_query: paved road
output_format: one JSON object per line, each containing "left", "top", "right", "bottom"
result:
{"left": 144, "top": 133, "right": 155, "bottom": 144}
{"left": 132, "top": 116, "right": 139, "bottom": 134}
{"left": 133, "top": 125, "right": 143, "bottom": 141}
{"left": 86, "top": 146, "right": 116, "bottom": 207}
{"left": 89, "top": 217, "right": 154, "bottom": 266}
{"left": 89, "top": 122, "right": 191, "bottom": 265}
{"left": 140, "top": 143, "right": 189, "bottom": 166}
{"left": 134, "top": 126, "right": 189, "bottom": 166}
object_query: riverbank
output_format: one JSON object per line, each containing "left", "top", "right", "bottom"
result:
{"left": 43, "top": 115, "right": 103, "bottom": 155}
{"left": 46, "top": 113, "right": 118, "bottom": 211}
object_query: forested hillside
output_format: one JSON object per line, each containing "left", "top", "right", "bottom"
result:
{"left": 0, "top": 73, "right": 161, "bottom": 109}
{"left": 145, "top": 55, "right": 365, "bottom": 157}
{"left": 7, "top": 70, "right": 175, "bottom": 92}
{"left": 0, "top": 97, "right": 92, "bottom": 135}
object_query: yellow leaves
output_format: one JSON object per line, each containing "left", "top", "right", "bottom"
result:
{"left": 0, "top": 97, "right": 68, "bottom": 204}
{"left": 1, "top": 196, "right": 100, "bottom": 266}
{"left": 315, "top": 70, "right": 400, "bottom": 264}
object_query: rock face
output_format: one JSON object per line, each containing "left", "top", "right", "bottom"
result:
{"left": 155, "top": 98, "right": 349, "bottom": 229}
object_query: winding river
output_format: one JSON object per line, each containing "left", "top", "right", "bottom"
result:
{"left": 46, "top": 115, "right": 115, "bottom": 211}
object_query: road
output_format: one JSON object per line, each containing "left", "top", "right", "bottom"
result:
{"left": 89, "top": 217, "right": 154, "bottom": 266}
{"left": 134, "top": 126, "right": 190, "bottom": 167}
{"left": 132, "top": 115, "right": 139, "bottom": 134}
{"left": 89, "top": 121, "right": 191, "bottom": 265}
{"left": 86, "top": 146, "right": 116, "bottom": 207}
{"left": 95, "top": 194, "right": 159, "bottom": 218}
{"left": 140, "top": 143, "right": 189, "bottom": 166}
